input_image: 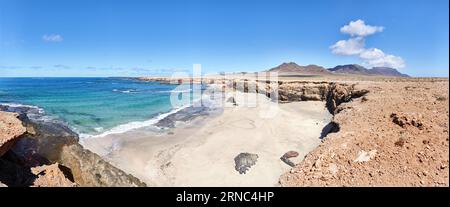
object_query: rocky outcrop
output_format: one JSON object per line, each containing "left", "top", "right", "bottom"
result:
{"left": 31, "top": 163, "right": 76, "bottom": 187}
{"left": 280, "top": 81, "right": 449, "bottom": 186}
{"left": 58, "top": 144, "right": 145, "bottom": 186}
{"left": 391, "top": 112, "right": 424, "bottom": 129}
{"left": 0, "top": 112, "right": 26, "bottom": 156}
{"left": 12, "top": 116, "right": 146, "bottom": 187}
{"left": 278, "top": 82, "right": 329, "bottom": 102}
{"left": 0, "top": 156, "right": 36, "bottom": 186}
{"left": 1, "top": 105, "right": 146, "bottom": 187}
{"left": 326, "top": 83, "right": 369, "bottom": 114}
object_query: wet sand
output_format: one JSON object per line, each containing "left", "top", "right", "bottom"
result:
{"left": 82, "top": 92, "right": 332, "bottom": 186}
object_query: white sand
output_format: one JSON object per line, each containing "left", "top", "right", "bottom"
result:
{"left": 82, "top": 92, "right": 332, "bottom": 186}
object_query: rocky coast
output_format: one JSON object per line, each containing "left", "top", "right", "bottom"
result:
{"left": 1, "top": 75, "right": 448, "bottom": 187}
{"left": 0, "top": 106, "right": 145, "bottom": 187}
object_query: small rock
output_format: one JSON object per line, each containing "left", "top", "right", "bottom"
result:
{"left": 234, "top": 153, "right": 258, "bottom": 174}
{"left": 354, "top": 150, "right": 377, "bottom": 163}
{"left": 283, "top": 151, "right": 299, "bottom": 159}
{"left": 281, "top": 157, "right": 296, "bottom": 167}
{"left": 328, "top": 163, "right": 338, "bottom": 174}
{"left": 391, "top": 112, "right": 424, "bottom": 129}
{"left": 395, "top": 138, "right": 406, "bottom": 147}
{"left": 280, "top": 151, "right": 300, "bottom": 167}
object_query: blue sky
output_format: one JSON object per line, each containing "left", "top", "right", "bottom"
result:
{"left": 0, "top": 0, "right": 448, "bottom": 77}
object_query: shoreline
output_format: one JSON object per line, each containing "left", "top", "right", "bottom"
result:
{"left": 1, "top": 77, "right": 448, "bottom": 186}
{"left": 82, "top": 91, "right": 333, "bottom": 186}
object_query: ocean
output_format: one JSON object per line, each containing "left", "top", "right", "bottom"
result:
{"left": 0, "top": 77, "right": 202, "bottom": 138}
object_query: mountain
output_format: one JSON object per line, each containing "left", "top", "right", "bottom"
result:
{"left": 328, "top": 64, "right": 370, "bottom": 75}
{"left": 328, "top": 64, "right": 409, "bottom": 77}
{"left": 268, "top": 62, "right": 332, "bottom": 75}
{"left": 369, "top": 67, "right": 410, "bottom": 77}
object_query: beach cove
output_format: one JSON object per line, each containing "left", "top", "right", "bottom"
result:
{"left": 82, "top": 90, "right": 332, "bottom": 186}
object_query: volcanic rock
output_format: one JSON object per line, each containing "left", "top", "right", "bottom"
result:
{"left": 234, "top": 153, "right": 258, "bottom": 174}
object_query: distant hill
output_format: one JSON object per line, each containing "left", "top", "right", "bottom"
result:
{"left": 328, "top": 64, "right": 370, "bottom": 75}
{"left": 268, "top": 62, "right": 332, "bottom": 75}
{"left": 369, "top": 67, "right": 410, "bottom": 77}
{"left": 328, "top": 64, "right": 409, "bottom": 77}
{"left": 266, "top": 62, "right": 409, "bottom": 77}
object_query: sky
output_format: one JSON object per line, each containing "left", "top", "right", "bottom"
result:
{"left": 0, "top": 0, "right": 448, "bottom": 77}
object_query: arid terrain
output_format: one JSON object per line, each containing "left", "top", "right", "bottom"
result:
{"left": 139, "top": 75, "right": 450, "bottom": 187}
{"left": 279, "top": 78, "right": 449, "bottom": 186}
{"left": 1, "top": 72, "right": 449, "bottom": 187}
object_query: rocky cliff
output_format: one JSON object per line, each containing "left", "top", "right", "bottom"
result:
{"left": 280, "top": 80, "right": 449, "bottom": 186}
{"left": 0, "top": 108, "right": 146, "bottom": 187}
{"left": 0, "top": 112, "right": 26, "bottom": 156}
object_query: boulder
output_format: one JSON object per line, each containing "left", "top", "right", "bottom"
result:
{"left": 391, "top": 112, "right": 424, "bottom": 129}
{"left": 282, "top": 151, "right": 299, "bottom": 159}
{"left": 31, "top": 163, "right": 76, "bottom": 187}
{"left": 280, "top": 151, "right": 299, "bottom": 167}
{"left": 234, "top": 153, "right": 258, "bottom": 174}
{"left": 5, "top": 107, "right": 146, "bottom": 187}
{"left": 0, "top": 112, "right": 26, "bottom": 156}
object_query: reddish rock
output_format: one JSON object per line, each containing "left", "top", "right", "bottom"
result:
{"left": 280, "top": 80, "right": 449, "bottom": 187}
{"left": 391, "top": 112, "right": 424, "bottom": 129}
{"left": 31, "top": 163, "right": 76, "bottom": 187}
{"left": 283, "top": 151, "right": 299, "bottom": 159}
{"left": 0, "top": 112, "right": 27, "bottom": 156}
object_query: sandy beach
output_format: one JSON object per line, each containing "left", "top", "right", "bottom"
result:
{"left": 82, "top": 92, "right": 332, "bottom": 186}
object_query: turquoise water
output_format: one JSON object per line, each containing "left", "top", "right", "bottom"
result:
{"left": 0, "top": 78, "right": 197, "bottom": 135}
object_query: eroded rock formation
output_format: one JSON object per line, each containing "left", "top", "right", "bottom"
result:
{"left": 31, "top": 163, "right": 76, "bottom": 187}
{"left": 280, "top": 80, "right": 449, "bottom": 186}
{"left": 0, "top": 112, "right": 26, "bottom": 156}
{"left": 0, "top": 108, "right": 146, "bottom": 187}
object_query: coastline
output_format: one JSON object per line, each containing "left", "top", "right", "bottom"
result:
{"left": 1, "top": 76, "right": 448, "bottom": 187}
{"left": 82, "top": 91, "right": 332, "bottom": 186}
{"left": 0, "top": 102, "right": 146, "bottom": 187}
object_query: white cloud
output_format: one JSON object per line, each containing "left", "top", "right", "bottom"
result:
{"left": 330, "top": 37, "right": 365, "bottom": 55}
{"left": 360, "top": 48, "right": 405, "bottom": 68}
{"left": 330, "top": 19, "right": 405, "bottom": 69}
{"left": 340, "top": 19, "right": 384, "bottom": 37}
{"left": 42, "top": 34, "right": 63, "bottom": 42}
{"left": 359, "top": 48, "right": 385, "bottom": 59}
{"left": 54, "top": 64, "right": 70, "bottom": 69}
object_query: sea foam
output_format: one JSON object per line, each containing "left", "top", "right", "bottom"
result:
{"left": 79, "top": 104, "right": 191, "bottom": 139}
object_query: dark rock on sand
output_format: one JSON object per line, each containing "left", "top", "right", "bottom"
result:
{"left": 283, "top": 151, "right": 299, "bottom": 158}
{"left": 280, "top": 151, "right": 299, "bottom": 167}
{"left": 234, "top": 153, "right": 258, "bottom": 174}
